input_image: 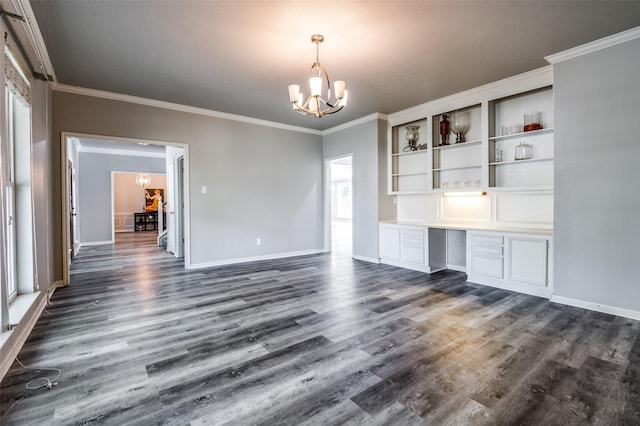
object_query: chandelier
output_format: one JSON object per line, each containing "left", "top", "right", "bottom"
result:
{"left": 287, "top": 34, "right": 348, "bottom": 118}
{"left": 135, "top": 173, "right": 151, "bottom": 187}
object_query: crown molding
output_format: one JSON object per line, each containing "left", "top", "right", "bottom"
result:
{"left": 545, "top": 26, "right": 640, "bottom": 64}
{"left": 322, "top": 113, "right": 389, "bottom": 135}
{"left": 52, "top": 83, "right": 324, "bottom": 136}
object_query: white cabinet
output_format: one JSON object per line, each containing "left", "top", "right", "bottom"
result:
{"left": 507, "top": 236, "right": 549, "bottom": 287}
{"left": 379, "top": 224, "right": 435, "bottom": 273}
{"left": 467, "top": 230, "right": 552, "bottom": 297}
{"left": 468, "top": 232, "right": 504, "bottom": 279}
{"left": 400, "top": 227, "right": 426, "bottom": 266}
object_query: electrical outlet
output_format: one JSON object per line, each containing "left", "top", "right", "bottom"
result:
{"left": 256, "top": 238, "right": 261, "bottom": 246}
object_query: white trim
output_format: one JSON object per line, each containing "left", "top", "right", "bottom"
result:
{"left": 447, "top": 264, "right": 466, "bottom": 273}
{"left": 352, "top": 255, "right": 379, "bottom": 264}
{"left": 80, "top": 240, "right": 113, "bottom": 247}
{"left": 550, "top": 295, "right": 640, "bottom": 322}
{"left": 322, "top": 113, "right": 388, "bottom": 135}
{"left": 187, "top": 249, "right": 325, "bottom": 270}
{"left": 53, "top": 83, "right": 324, "bottom": 136}
{"left": 80, "top": 145, "right": 166, "bottom": 158}
{"left": 545, "top": 26, "right": 640, "bottom": 64}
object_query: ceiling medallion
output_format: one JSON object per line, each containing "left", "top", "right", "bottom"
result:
{"left": 287, "top": 34, "right": 348, "bottom": 118}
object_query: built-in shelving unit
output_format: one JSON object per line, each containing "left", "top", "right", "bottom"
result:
{"left": 488, "top": 86, "right": 554, "bottom": 189}
{"left": 431, "top": 104, "right": 482, "bottom": 191}
{"left": 388, "top": 73, "right": 554, "bottom": 195}
{"left": 389, "top": 119, "right": 429, "bottom": 193}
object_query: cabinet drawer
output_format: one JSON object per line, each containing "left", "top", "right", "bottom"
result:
{"left": 402, "top": 244, "right": 425, "bottom": 264}
{"left": 401, "top": 229, "right": 424, "bottom": 246}
{"left": 471, "top": 243, "right": 503, "bottom": 256}
{"left": 470, "top": 253, "right": 504, "bottom": 279}
{"left": 469, "top": 233, "right": 503, "bottom": 246}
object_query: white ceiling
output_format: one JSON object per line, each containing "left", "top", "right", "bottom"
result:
{"left": 29, "top": 1, "right": 640, "bottom": 131}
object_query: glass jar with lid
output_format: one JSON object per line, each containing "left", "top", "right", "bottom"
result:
{"left": 515, "top": 142, "right": 533, "bottom": 160}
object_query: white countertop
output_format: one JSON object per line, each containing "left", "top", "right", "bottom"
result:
{"left": 379, "top": 221, "right": 553, "bottom": 235}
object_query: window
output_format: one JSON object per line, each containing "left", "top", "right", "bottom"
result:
{"left": 1, "top": 40, "right": 34, "bottom": 329}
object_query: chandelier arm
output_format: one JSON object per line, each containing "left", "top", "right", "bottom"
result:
{"left": 322, "top": 105, "right": 345, "bottom": 115}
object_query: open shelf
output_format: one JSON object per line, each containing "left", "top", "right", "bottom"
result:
{"left": 433, "top": 139, "right": 482, "bottom": 150}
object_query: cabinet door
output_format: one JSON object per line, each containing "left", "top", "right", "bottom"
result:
{"left": 508, "top": 236, "right": 548, "bottom": 286}
{"left": 469, "top": 253, "right": 504, "bottom": 279}
{"left": 379, "top": 226, "right": 401, "bottom": 260}
{"left": 401, "top": 228, "right": 425, "bottom": 265}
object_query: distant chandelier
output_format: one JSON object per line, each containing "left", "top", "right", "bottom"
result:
{"left": 135, "top": 173, "right": 151, "bottom": 187}
{"left": 288, "top": 34, "right": 348, "bottom": 118}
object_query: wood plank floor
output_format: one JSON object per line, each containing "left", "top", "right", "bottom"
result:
{"left": 1, "top": 232, "right": 640, "bottom": 425}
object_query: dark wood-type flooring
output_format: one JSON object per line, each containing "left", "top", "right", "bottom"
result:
{"left": 1, "top": 232, "right": 640, "bottom": 425}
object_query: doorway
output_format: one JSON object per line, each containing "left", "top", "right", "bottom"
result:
{"left": 61, "top": 132, "right": 190, "bottom": 287}
{"left": 328, "top": 155, "right": 353, "bottom": 257}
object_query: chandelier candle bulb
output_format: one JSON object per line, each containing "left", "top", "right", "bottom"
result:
{"left": 288, "top": 84, "right": 300, "bottom": 103}
{"left": 339, "top": 90, "right": 348, "bottom": 107}
{"left": 310, "top": 77, "right": 322, "bottom": 96}
{"left": 334, "top": 80, "right": 346, "bottom": 99}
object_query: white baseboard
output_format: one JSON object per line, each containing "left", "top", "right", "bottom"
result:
{"left": 80, "top": 240, "right": 114, "bottom": 247}
{"left": 187, "top": 249, "right": 325, "bottom": 270}
{"left": 352, "top": 255, "right": 380, "bottom": 264}
{"left": 447, "top": 264, "right": 466, "bottom": 273}
{"left": 550, "top": 295, "right": 640, "bottom": 321}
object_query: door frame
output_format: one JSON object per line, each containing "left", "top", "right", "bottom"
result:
{"left": 60, "top": 131, "right": 191, "bottom": 287}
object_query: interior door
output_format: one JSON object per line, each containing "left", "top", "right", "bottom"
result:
{"left": 166, "top": 159, "right": 176, "bottom": 254}
{"left": 68, "top": 161, "right": 76, "bottom": 259}
{"left": 175, "top": 156, "right": 184, "bottom": 258}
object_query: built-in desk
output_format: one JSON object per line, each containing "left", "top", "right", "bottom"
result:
{"left": 379, "top": 222, "right": 553, "bottom": 298}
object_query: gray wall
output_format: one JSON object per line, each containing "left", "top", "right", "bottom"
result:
{"left": 554, "top": 38, "right": 640, "bottom": 311}
{"left": 77, "top": 153, "right": 166, "bottom": 243}
{"left": 323, "top": 118, "right": 394, "bottom": 260}
{"left": 52, "top": 92, "right": 324, "bottom": 277}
